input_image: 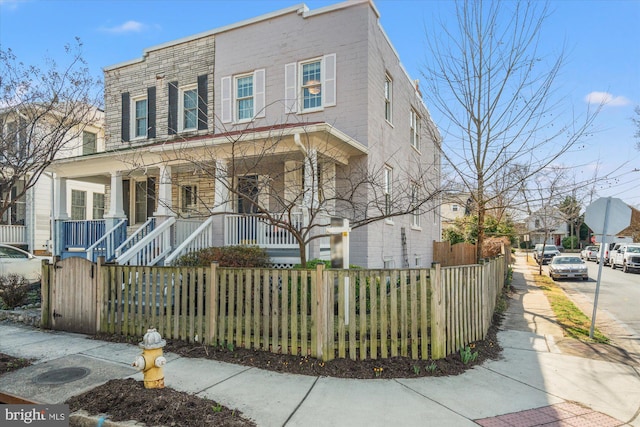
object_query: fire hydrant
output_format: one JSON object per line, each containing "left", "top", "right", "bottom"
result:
{"left": 132, "top": 328, "right": 167, "bottom": 389}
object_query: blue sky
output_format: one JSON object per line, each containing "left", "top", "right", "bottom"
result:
{"left": 1, "top": 0, "right": 639, "bottom": 208}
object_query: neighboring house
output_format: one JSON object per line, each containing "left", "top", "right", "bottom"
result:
{"left": 524, "top": 207, "right": 568, "bottom": 247}
{"left": 48, "top": 0, "right": 441, "bottom": 268}
{"left": 0, "top": 107, "right": 106, "bottom": 255}
{"left": 440, "top": 191, "right": 471, "bottom": 231}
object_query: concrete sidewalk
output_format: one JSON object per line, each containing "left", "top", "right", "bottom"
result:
{"left": 1, "top": 253, "right": 639, "bottom": 426}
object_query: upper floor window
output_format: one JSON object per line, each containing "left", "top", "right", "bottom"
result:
{"left": 236, "top": 75, "right": 254, "bottom": 121}
{"left": 284, "top": 54, "right": 336, "bottom": 114}
{"left": 452, "top": 204, "right": 459, "bottom": 212}
{"left": 384, "top": 74, "right": 393, "bottom": 123}
{"left": 83, "top": 131, "right": 97, "bottom": 155}
{"left": 410, "top": 109, "right": 421, "bottom": 151}
{"left": 302, "top": 60, "right": 322, "bottom": 110}
{"left": 180, "top": 86, "right": 198, "bottom": 131}
{"left": 221, "top": 70, "right": 265, "bottom": 124}
{"left": 133, "top": 97, "right": 148, "bottom": 139}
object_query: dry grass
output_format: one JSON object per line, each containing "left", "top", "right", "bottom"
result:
{"left": 527, "top": 258, "right": 608, "bottom": 344}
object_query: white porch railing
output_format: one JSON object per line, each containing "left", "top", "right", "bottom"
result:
{"left": 164, "top": 217, "right": 215, "bottom": 265}
{"left": 86, "top": 219, "right": 127, "bottom": 262}
{"left": 224, "top": 213, "right": 301, "bottom": 248}
{"left": 174, "top": 218, "right": 204, "bottom": 244}
{"left": 0, "top": 224, "right": 27, "bottom": 245}
{"left": 116, "top": 217, "right": 176, "bottom": 266}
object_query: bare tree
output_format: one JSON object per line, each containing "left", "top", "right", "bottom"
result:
{"left": 119, "top": 115, "right": 441, "bottom": 267}
{"left": 0, "top": 39, "right": 101, "bottom": 223}
{"left": 421, "top": 0, "right": 600, "bottom": 261}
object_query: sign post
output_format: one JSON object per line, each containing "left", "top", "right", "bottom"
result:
{"left": 584, "top": 197, "right": 632, "bottom": 339}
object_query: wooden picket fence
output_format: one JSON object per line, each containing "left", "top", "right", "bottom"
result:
{"left": 42, "top": 256, "right": 507, "bottom": 361}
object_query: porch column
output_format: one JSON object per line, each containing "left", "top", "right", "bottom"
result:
{"left": 104, "top": 171, "right": 127, "bottom": 230}
{"left": 154, "top": 164, "right": 174, "bottom": 218}
{"left": 53, "top": 176, "right": 69, "bottom": 256}
{"left": 303, "top": 149, "right": 319, "bottom": 209}
{"left": 213, "top": 159, "right": 230, "bottom": 213}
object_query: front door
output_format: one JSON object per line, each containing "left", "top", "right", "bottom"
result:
{"left": 123, "top": 178, "right": 157, "bottom": 225}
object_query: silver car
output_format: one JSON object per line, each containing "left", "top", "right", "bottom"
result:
{"left": 0, "top": 244, "right": 44, "bottom": 284}
{"left": 548, "top": 255, "right": 588, "bottom": 281}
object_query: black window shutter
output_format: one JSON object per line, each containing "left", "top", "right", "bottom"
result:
{"left": 197, "top": 74, "right": 208, "bottom": 130}
{"left": 147, "top": 87, "right": 156, "bottom": 139}
{"left": 168, "top": 81, "right": 178, "bottom": 135}
{"left": 121, "top": 92, "right": 130, "bottom": 142}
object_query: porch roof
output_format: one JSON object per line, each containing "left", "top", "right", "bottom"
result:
{"left": 48, "top": 122, "right": 369, "bottom": 180}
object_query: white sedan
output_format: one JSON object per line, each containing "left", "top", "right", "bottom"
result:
{"left": 548, "top": 255, "right": 588, "bottom": 281}
{"left": 0, "top": 244, "right": 44, "bottom": 284}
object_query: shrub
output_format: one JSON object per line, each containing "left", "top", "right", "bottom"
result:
{"left": 294, "top": 259, "right": 362, "bottom": 269}
{"left": 562, "top": 236, "right": 579, "bottom": 250}
{"left": 0, "top": 274, "right": 30, "bottom": 309}
{"left": 173, "top": 246, "right": 270, "bottom": 268}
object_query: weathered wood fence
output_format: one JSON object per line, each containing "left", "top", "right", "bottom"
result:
{"left": 42, "top": 256, "right": 507, "bottom": 361}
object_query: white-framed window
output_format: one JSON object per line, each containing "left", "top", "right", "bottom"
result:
{"left": 71, "top": 189, "right": 86, "bottom": 220}
{"left": 284, "top": 54, "right": 336, "bottom": 114}
{"left": 384, "top": 74, "right": 392, "bottom": 123}
{"left": 93, "top": 193, "right": 105, "bottom": 219}
{"left": 221, "top": 69, "right": 265, "bottom": 124}
{"left": 235, "top": 75, "right": 254, "bottom": 121}
{"left": 6, "top": 120, "right": 18, "bottom": 152}
{"left": 132, "top": 96, "right": 148, "bottom": 139}
{"left": 181, "top": 185, "right": 198, "bottom": 211}
{"left": 411, "top": 182, "right": 421, "bottom": 228}
{"left": 452, "top": 204, "right": 459, "bottom": 212}
{"left": 383, "top": 165, "right": 393, "bottom": 217}
{"left": 179, "top": 85, "right": 198, "bottom": 131}
{"left": 410, "top": 108, "right": 421, "bottom": 151}
{"left": 83, "top": 131, "right": 97, "bottom": 155}
{"left": 0, "top": 180, "right": 26, "bottom": 225}
{"left": 301, "top": 59, "right": 322, "bottom": 111}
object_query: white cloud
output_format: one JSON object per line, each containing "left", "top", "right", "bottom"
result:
{"left": 101, "top": 20, "right": 146, "bottom": 34}
{"left": 584, "top": 91, "right": 631, "bottom": 107}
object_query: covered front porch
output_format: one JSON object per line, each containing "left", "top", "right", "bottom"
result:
{"left": 48, "top": 123, "right": 366, "bottom": 266}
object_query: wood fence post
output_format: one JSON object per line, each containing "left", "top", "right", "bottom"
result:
{"left": 315, "top": 264, "right": 329, "bottom": 361}
{"left": 95, "top": 257, "right": 104, "bottom": 334}
{"left": 40, "top": 259, "right": 51, "bottom": 329}
{"left": 206, "top": 262, "right": 218, "bottom": 345}
{"left": 430, "top": 262, "right": 445, "bottom": 359}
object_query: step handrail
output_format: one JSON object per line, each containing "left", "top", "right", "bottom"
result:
{"left": 164, "top": 216, "right": 215, "bottom": 265}
{"left": 115, "top": 217, "right": 156, "bottom": 257}
{"left": 116, "top": 217, "right": 175, "bottom": 266}
{"left": 86, "top": 219, "right": 127, "bottom": 262}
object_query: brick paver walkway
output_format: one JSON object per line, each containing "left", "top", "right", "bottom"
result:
{"left": 475, "top": 402, "right": 627, "bottom": 427}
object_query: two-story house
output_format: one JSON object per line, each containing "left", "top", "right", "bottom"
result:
{"left": 524, "top": 207, "right": 568, "bottom": 247}
{"left": 0, "top": 106, "right": 106, "bottom": 256}
{"left": 48, "top": 0, "right": 441, "bottom": 268}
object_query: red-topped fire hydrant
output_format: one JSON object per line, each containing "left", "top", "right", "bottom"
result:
{"left": 132, "top": 328, "right": 167, "bottom": 389}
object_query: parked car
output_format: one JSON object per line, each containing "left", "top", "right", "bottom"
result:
{"left": 610, "top": 243, "right": 640, "bottom": 273}
{"left": 548, "top": 255, "right": 588, "bottom": 281}
{"left": 580, "top": 245, "right": 599, "bottom": 261}
{"left": 536, "top": 245, "right": 561, "bottom": 264}
{"left": 0, "top": 244, "right": 44, "bottom": 284}
{"left": 596, "top": 242, "right": 616, "bottom": 266}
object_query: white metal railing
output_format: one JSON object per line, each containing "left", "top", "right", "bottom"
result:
{"left": 116, "top": 217, "right": 176, "bottom": 266}
{"left": 0, "top": 224, "right": 27, "bottom": 244}
{"left": 115, "top": 217, "right": 156, "bottom": 258}
{"left": 86, "top": 219, "right": 127, "bottom": 262}
{"left": 224, "top": 213, "right": 302, "bottom": 248}
{"left": 164, "top": 217, "right": 215, "bottom": 265}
